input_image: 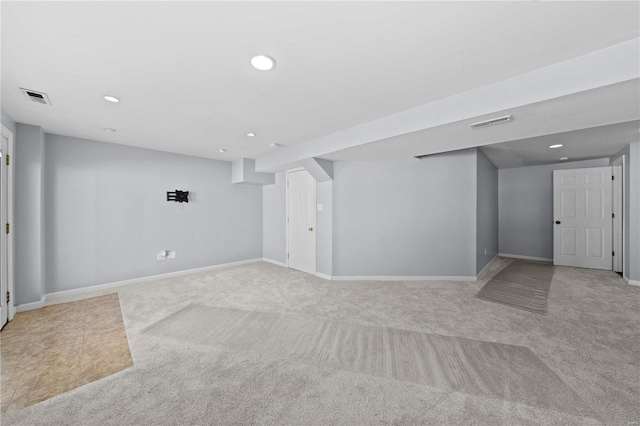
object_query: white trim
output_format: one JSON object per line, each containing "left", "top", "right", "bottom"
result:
{"left": 1, "top": 124, "right": 15, "bottom": 322}
{"left": 16, "top": 297, "right": 46, "bottom": 312}
{"left": 476, "top": 254, "right": 498, "bottom": 280}
{"left": 611, "top": 155, "right": 625, "bottom": 275}
{"left": 315, "top": 272, "right": 332, "bottom": 280}
{"left": 262, "top": 258, "right": 287, "bottom": 268}
{"left": 331, "top": 275, "right": 477, "bottom": 282}
{"left": 15, "top": 258, "right": 262, "bottom": 311}
{"left": 498, "top": 253, "right": 553, "bottom": 263}
{"left": 623, "top": 276, "right": 640, "bottom": 286}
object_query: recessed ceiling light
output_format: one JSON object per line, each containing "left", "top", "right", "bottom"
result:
{"left": 218, "top": 149, "right": 226, "bottom": 153}
{"left": 103, "top": 128, "right": 117, "bottom": 132}
{"left": 548, "top": 144, "right": 563, "bottom": 149}
{"left": 103, "top": 95, "right": 120, "bottom": 103}
{"left": 246, "top": 132, "right": 256, "bottom": 137}
{"left": 559, "top": 157, "right": 569, "bottom": 161}
{"left": 251, "top": 55, "right": 276, "bottom": 71}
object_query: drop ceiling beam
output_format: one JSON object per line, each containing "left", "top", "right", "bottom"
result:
{"left": 302, "top": 158, "right": 333, "bottom": 182}
{"left": 255, "top": 38, "right": 640, "bottom": 173}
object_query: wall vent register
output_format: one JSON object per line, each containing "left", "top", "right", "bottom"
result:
{"left": 469, "top": 115, "right": 513, "bottom": 129}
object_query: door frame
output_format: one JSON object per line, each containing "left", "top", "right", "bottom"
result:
{"left": 611, "top": 155, "right": 625, "bottom": 274}
{"left": 1, "top": 124, "right": 15, "bottom": 323}
{"left": 285, "top": 167, "right": 317, "bottom": 273}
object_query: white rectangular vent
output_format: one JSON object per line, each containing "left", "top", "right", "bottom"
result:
{"left": 469, "top": 115, "right": 512, "bottom": 129}
{"left": 20, "top": 88, "right": 52, "bottom": 106}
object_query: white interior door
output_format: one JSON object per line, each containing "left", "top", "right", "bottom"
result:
{"left": 1, "top": 133, "right": 8, "bottom": 329}
{"left": 287, "top": 169, "right": 316, "bottom": 274}
{"left": 553, "top": 167, "right": 612, "bottom": 270}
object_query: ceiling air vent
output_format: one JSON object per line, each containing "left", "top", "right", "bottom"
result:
{"left": 469, "top": 115, "right": 512, "bottom": 129}
{"left": 19, "top": 88, "right": 52, "bottom": 106}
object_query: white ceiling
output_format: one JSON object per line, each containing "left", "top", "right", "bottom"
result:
{"left": 322, "top": 80, "right": 640, "bottom": 163}
{"left": 1, "top": 1, "right": 639, "bottom": 161}
{"left": 480, "top": 120, "right": 640, "bottom": 169}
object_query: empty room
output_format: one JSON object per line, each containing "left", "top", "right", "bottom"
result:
{"left": 1, "top": 1, "right": 639, "bottom": 425}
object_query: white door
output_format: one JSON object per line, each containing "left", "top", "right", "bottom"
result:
{"left": 0, "top": 133, "right": 8, "bottom": 329}
{"left": 553, "top": 167, "right": 612, "bottom": 270}
{"left": 287, "top": 169, "right": 316, "bottom": 274}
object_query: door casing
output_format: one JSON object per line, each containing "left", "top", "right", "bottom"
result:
{"left": 0, "top": 124, "right": 15, "bottom": 327}
{"left": 611, "top": 155, "right": 625, "bottom": 274}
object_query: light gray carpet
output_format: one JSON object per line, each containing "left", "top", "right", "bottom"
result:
{"left": 475, "top": 260, "right": 554, "bottom": 314}
{"left": 143, "top": 303, "right": 590, "bottom": 417}
{"left": 2, "top": 257, "right": 639, "bottom": 425}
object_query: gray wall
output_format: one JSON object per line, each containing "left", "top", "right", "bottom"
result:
{"left": 498, "top": 158, "right": 610, "bottom": 260}
{"left": 611, "top": 141, "right": 640, "bottom": 281}
{"left": 44, "top": 134, "right": 263, "bottom": 294}
{"left": 15, "top": 124, "right": 46, "bottom": 305}
{"left": 476, "top": 149, "right": 498, "bottom": 274}
{"left": 316, "top": 180, "right": 333, "bottom": 276}
{"left": 262, "top": 172, "right": 286, "bottom": 264}
{"left": 1, "top": 109, "right": 16, "bottom": 134}
{"left": 333, "top": 149, "right": 478, "bottom": 277}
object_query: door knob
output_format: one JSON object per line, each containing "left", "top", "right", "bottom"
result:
{"left": 308, "top": 227, "right": 313, "bottom": 231}
{"left": 555, "top": 221, "right": 561, "bottom": 225}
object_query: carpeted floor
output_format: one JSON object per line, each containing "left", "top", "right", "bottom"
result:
{"left": 2, "top": 257, "right": 639, "bottom": 425}
{"left": 475, "top": 260, "right": 554, "bottom": 314}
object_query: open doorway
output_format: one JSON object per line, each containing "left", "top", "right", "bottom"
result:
{"left": 0, "top": 124, "right": 15, "bottom": 329}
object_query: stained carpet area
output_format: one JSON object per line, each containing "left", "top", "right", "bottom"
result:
{"left": 143, "top": 303, "right": 589, "bottom": 417}
{"left": 0, "top": 294, "right": 133, "bottom": 414}
{"left": 475, "top": 260, "right": 554, "bottom": 314}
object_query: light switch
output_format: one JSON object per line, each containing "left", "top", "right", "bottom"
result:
{"left": 317, "top": 204, "right": 323, "bottom": 211}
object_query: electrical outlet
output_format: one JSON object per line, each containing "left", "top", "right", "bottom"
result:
{"left": 167, "top": 250, "right": 176, "bottom": 259}
{"left": 157, "top": 250, "right": 167, "bottom": 261}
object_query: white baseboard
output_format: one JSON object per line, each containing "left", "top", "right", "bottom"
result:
{"left": 498, "top": 253, "right": 553, "bottom": 263}
{"left": 331, "top": 275, "right": 477, "bottom": 282}
{"left": 623, "top": 276, "right": 640, "bottom": 286}
{"left": 16, "top": 297, "right": 46, "bottom": 312}
{"left": 476, "top": 255, "right": 498, "bottom": 280}
{"left": 16, "top": 258, "right": 263, "bottom": 311}
{"left": 262, "top": 258, "right": 287, "bottom": 268}
{"left": 9, "top": 304, "right": 17, "bottom": 320}
{"left": 315, "top": 272, "right": 332, "bottom": 280}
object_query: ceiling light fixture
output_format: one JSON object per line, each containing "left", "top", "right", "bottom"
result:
{"left": 103, "top": 95, "right": 120, "bottom": 103}
{"left": 103, "top": 128, "right": 117, "bottom": 132}
{"left": 246, "top": 132, "right": 256, "bottom": 137}
{"left": 218, "top": 149, "right": 227, "bottom": 153}
{"left": 548, "top": 144, "right": 563, "bottom": 149}
{"left": 251, "top": 55, "right": 276, "bottom": 71}
{"left": 559, "top": 157, "right": 569, "bottom": 161}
